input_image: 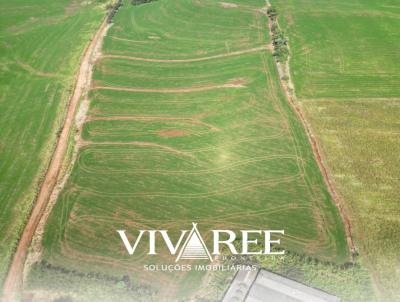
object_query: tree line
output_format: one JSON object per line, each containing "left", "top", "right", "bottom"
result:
{"left": 267, "top": 6, "right": 289, "bottom": 63}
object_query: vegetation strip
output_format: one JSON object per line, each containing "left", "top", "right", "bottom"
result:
{"left": 270, "top": 0, "right": 400, "bottom": 299}
{"left": 266, "top": 6, "right": 289, "bottom": 63}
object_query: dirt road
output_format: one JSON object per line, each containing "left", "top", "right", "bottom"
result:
{"left": 1, "top": 19, "right": 110, "bottom": 302}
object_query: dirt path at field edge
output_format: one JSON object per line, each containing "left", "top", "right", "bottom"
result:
{"left": 264, "top": 1, "right": 388, "bottom": 298}
{"left": 1, "top": 18, "right": 110, "bottom": 302}
{"left": 263, "top": 1, "right": 356, "bottom": 256}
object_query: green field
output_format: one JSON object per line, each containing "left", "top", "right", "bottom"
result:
{"left": 24, "top": 0, "right": 354, "bottom": 300}
{"left": 0, "top": 0, "right": 104, "bottom": 286}
{"left": 271, "top": 0, "right": 400, "bottom": 300}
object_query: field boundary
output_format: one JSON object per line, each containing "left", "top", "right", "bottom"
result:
{"left": 264, "top": 0, "right": 356, "bottom": 258}
{"left": 1, "top": 17, "right": 110, "bottom": 302}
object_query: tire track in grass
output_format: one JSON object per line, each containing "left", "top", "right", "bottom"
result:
{"left": 101, "top": 45, "right": 270, "bottom": 63}
{"left": 92, "top": 78, "right": 249, "bottom": 94}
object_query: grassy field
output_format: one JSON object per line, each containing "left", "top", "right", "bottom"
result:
{"left": 23, "top": 0, "right": 355, "bottom": 300}
{"left": 0, "top": 0, "right": 105, "bottom": 287}
{"left": 271, "top": 0, "right": 400, "bottom": 300}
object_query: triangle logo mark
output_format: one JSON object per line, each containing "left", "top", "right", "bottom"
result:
{"left": 176, "top": 223, "right": 213, "bottom": 262}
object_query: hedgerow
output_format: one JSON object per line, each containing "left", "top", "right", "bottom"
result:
{"left": 267, "top": 6, "right": 289, "bottom": 63}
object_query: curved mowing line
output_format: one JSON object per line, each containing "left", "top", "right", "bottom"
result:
{"left": 77, "top": 154, "right": 297, "bottom": 175}
{"left": 78, "top": 129, "right": 287, "bottom": 154}
{"left": 101, "top": 45, "right": 270, "bottom": 63}
{"left": 16, "top": 59, "right": 61, "bottom": 78}
{"left": 87, "top": 116, "right": 221, "bottom": 132}
{"left": 93, "top": 81, "right": 247, "bottom": 94}
{"left": 72, "top": 174, "right": 300, "bottom": 199}
{"left": 76, "top": 204, "right": 310, "bottom": 223}
{"left": 84, "top": 141, "right": 195, "bottom": 158}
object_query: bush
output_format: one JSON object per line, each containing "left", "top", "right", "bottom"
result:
{"left": 267, "top": 7, "right": 278, "bottom": 17}
{"left": 107, "top": 0, "right": 123, "bottom": 23}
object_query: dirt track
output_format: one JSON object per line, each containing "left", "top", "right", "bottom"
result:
{"left": 264, "top": 2, "right": 355, "bottom": 256}
{"left": 280, "top": 76, "right": 356, "bottom": 254}
{"left": 1, "top": 19, "right": 110, "bottom": 302}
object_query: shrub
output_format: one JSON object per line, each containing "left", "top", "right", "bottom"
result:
{"left": 107, "top": 0, "right": 123, "bottom": 23}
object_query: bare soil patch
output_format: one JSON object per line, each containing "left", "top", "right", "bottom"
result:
{"left": 226, "top": 77, "right": 249, "bottom": 87}
{"left": 158, "top": 130, "right": 186, "bottom": 137}
{"left": 220, "top": 2, "right": 238, "bottom": 9}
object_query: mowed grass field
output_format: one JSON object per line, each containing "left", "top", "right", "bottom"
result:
{"left": 0, "top": 0, "right": 104, "bottom": 287}
{"left": 30, "top": 0, "right": 349, "bottom": 300}
{"left": 271, "top": 0, "right": 400, "bottom": 300}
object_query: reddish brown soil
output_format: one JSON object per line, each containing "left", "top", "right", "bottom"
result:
{"left": 158, "top": 130, "right": 186, "bottom": 137}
